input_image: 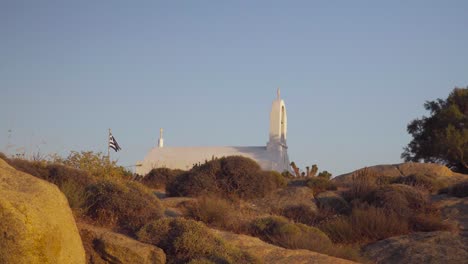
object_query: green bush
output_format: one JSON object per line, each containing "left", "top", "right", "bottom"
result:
{"left": 142, "top": 167, "right": 185, "bottom": 189}
{"left": 305, "top": 177, "right": 337, "bottom": 194}
{"left": 85, "top": 180, "right": 164, "bottom": 234}
{"left": 137, "top": 218, "right": 258, "bottom": 264}
{"left": 317, "top": 171, "right": 332, "bottom": 180}
{"left": 249, "top": 216, "right": 332, "bottom": 252}
{"left": 167, "top": 156, "right": 286, "bottom": 200}
{"left": 56, "top": 151, "right": 132, "bottom": 179}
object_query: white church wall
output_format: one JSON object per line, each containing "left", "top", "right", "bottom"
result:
{"left": 136, "top": 89, "right": 292, "bottom": 176}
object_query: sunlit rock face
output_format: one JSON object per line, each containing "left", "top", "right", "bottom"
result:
{"left": 137, "top": 89, "right": 291, "bottom": 175}
{"left": 0, "top": 159, "right": 86, "bottom": 264}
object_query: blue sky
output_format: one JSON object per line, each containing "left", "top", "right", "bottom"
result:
{"left": 1, "top": 1, "right": 467, "bottom": 175}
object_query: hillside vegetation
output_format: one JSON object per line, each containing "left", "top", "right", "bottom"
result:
{"left": 1, "top": 151, "right": 467, "bottom": 263}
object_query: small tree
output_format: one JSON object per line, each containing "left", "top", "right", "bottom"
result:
{"left": 402, "top": 87, "right": 468, "bottom": 173}
{"left": 310, "top": 164, "right": 318, "bottom": 177}
{"left": 318, "top": 171, "right": 332, "bottom": 180}
{"left": 290, "top": 162, "right": 301, "bottom": 177}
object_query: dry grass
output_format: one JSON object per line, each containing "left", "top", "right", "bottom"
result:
{"left": 249, "top": 216, "right": 364, "bottom": 262}
{"left": 319, "top": 204, "right": 409, "bottom": 244}
{"left": 137, "top": 218, "right": 259, "bottom": 264}
{"left": 343, "top": 168, "right": 378, "bottom": 201}
{"left": 185, "top": 196, "right": 247, "bottom": 232}
{"left": 364, "top": 184, "right": 429, "bottom": 218}
{"left": 409, "top": 213, "right": 455, "bottom": 232}
{"left": 278, "top": 204, "right": 319, "bottom": 225}
{"left": 393, "top": 173, "right": 448, "bottom": 193}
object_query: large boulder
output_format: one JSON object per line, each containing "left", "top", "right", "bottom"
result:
{"left": 333, "top": 162, "right": 467, "bottom": 185}
{"left": 0, "top": 158, "right": 86, "bottom": 264}
{"left": 79, "top": 223, "right": 166, "bottom": 264}
{"left": 213, "top": 229, "right": 357, "bottom": 264}
{"left": 363, "top": 231, "right": 468, "bottom": 264}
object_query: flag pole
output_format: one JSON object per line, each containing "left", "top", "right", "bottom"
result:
{"left": 108, "top": 128, "right": 111, "bottom": 162}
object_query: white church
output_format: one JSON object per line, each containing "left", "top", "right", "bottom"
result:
{"left": 136, "top": 89, "right": 291, "bottom": 175}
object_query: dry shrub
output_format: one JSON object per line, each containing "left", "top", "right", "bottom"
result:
{"left": 167, "top": 170, "right": 218, "bottom": 197}
{"left": 249, "top": 216, "right": 332, "bottom": 252}
{"left": 305, "top": 177, "right": 337, "bottom": 194}
{"left": 249, "top": 215, "right": 364, "bottom": 261}
{"left": 59, "top": 150, "right": 132, "bottom": 179}
{"left": 142, "top": 167, "right": 185, "bottom": 189}
{"left": 137, "top": 218, "right": 259, "bottom": 264}
{"left": 85, "top": 180, "right": 164, "bottom": 234}
{"left": 409, "top": 214, "right": 454, "bottom": 232}
{"left": 316, "top": 192, "right": 352, "bottom": 215}
{"left": 185, "top": 196, "right": 244, "bottom": 232}
{"left": 188, "top": 259, "right": 215, "bottom": 264}
{"left": 279, "top": 204, "right": 319, "bottom": 225}
{"left": 59, "top": 179, "right": 90, "bottom": 211}
{"left": 319, "top": 205, "right": 409, "bottom": 244}
{"left": 167, "top": 156, "right": 286, "bottom": 200}
{"left": 343, "top": 168, "right": 378, "bottom": 201}
{"left": 393, "top": 173, "right": 448, "bottom": 193}
{"left": 364, "top": 184, "right": 429, "bottom": 218}
{"left": 3, "top": 158, "right": 50, "bottom": 179}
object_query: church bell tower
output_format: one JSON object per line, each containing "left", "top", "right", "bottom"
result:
{"left": 267, "top": 88, "right": 290, "bottom": 172}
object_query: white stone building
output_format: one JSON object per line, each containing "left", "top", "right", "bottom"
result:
{"left": 136, "top": 89, "right": 291, "bottom": 175}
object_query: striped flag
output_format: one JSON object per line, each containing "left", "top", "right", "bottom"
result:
{"left": 109, "top": 133, "right": 122, "bottom": 152}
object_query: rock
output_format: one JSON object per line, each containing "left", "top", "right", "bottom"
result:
{"left": 363, "top": 231, "right": 468, "bottom": 264}
{"left": 79, "top": 223, "right": 166, "bottom": 264}
{"left": 251, "top": 186, "right": 317, "bottom": 213}
{"left": 432, "top": 194, "right": 468, "bottom": 237}
{"left": 333, "top": 162, "right": 467, "bottom": 185}
{"left": 212, "top": 229, "right": 357, "bottom": 264}
{"left": 315, "top": 191, "right": 351, "bottom": 214}
{"left": 0, "top": 158, "right": 86, "bottom": 264}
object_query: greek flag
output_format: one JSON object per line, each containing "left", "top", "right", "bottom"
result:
{"left": 109, "top": 133, "right": 121, "bottom": 152}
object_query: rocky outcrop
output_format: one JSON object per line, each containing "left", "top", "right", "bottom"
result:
{"left": 79, "top": 223, "right": 166, "bottom": 264}
{"left": 433, "top": 194, "right": 468, "bottom": 237}
{"left": 0, "top": 158, "right": 86, "bottom": 264}
{"left": 212, "top": 229, "right": 357, "bottom": 264}
{"left": 363, "top": 231, "right": 468, "bottom": 264}
{"left": 333, "top": 162, "right": 467, "bottom": 185}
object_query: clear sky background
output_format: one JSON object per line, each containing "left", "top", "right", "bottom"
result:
{"left": 1, "top": 1, "right": 467, "bottom": 175}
